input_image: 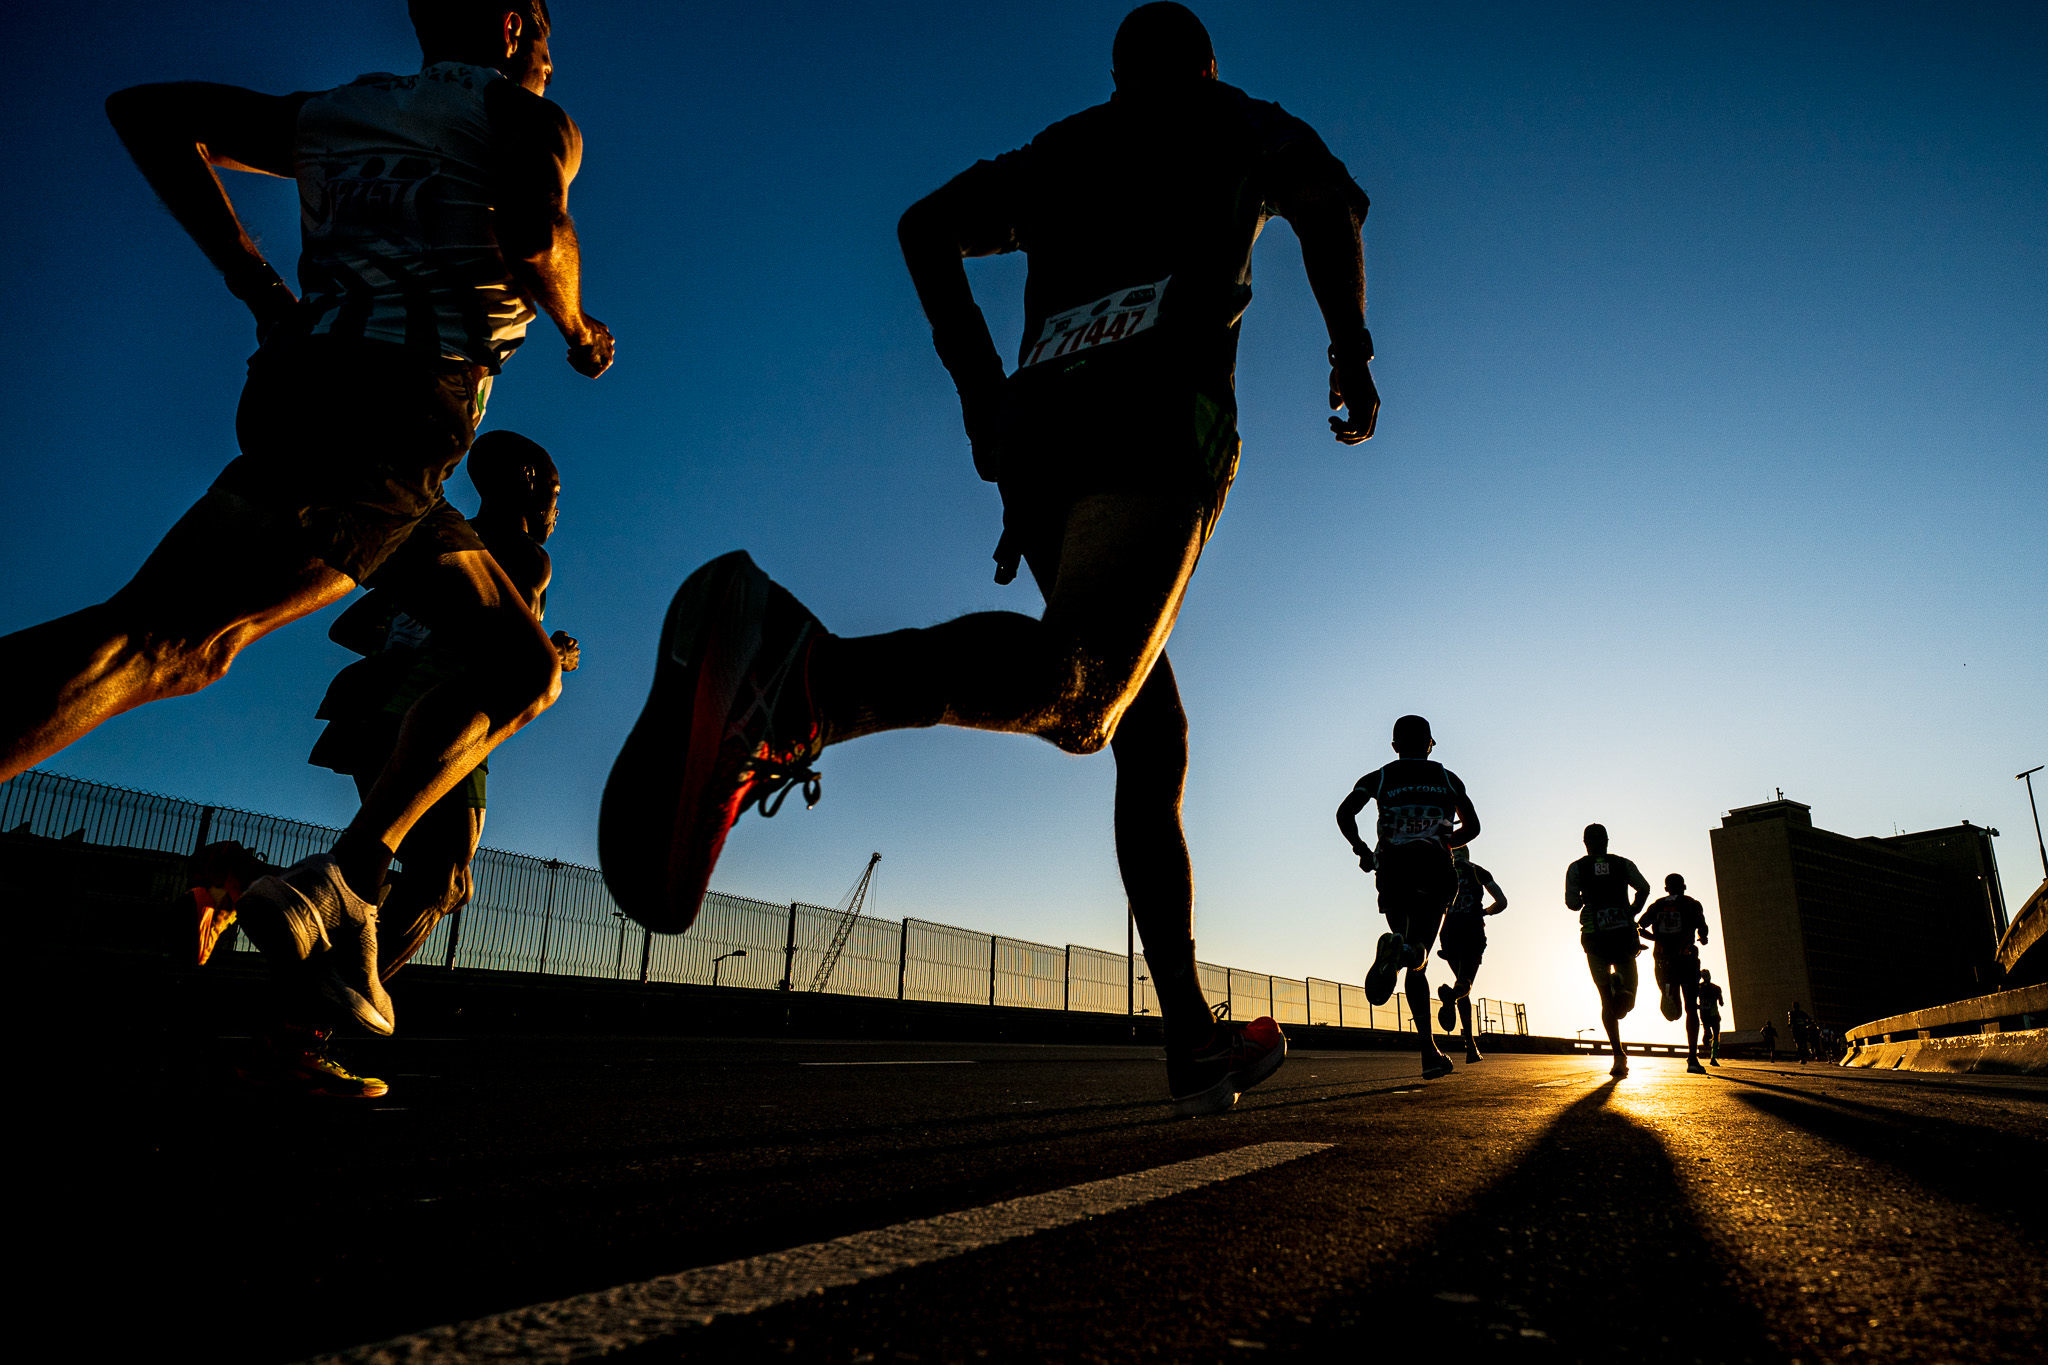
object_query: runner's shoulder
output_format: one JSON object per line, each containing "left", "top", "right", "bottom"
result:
{"left": 484, "top": 80, "right": 580, "bottom": 160}
{"left": 1351, "top": 765, "right": 1386, "bottom": 794}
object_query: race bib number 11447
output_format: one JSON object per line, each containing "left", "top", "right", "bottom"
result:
{"left": 1021, "top": 277, "right": 1169, "bottom": 368}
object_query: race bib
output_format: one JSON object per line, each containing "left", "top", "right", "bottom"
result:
{"left": 1595, "top": 903, "right": 1632, "bottom": 931}
{"left": 1021, "top": 277, "right": 1169, "bottom": 368}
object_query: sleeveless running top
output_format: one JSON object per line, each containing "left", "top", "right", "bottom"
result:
{"left": 1566, "top": 853, "right": 1646, "bottom": 935}
{"left": 288, "top": 63, "right": 535, "bottom": 370}
{"left": 1354, "top": 760, "right": 1465, "bottom": 850}
{"left": 1450, "top": 861, "right": 1493, "bottom": 915}
{"left": 1641, "top": 892, "right": 1706, "bottom": 950}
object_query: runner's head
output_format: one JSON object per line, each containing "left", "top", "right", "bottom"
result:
{"left": 1112, "top": 3, "right": 1217, "bottom": 94}
{"left": 1700, "top": 968, "right": 1712, "bottom": 983}
{"left": 469, "top": 430, "right": 560, "bottom": 541}
{"left": 1391, "top": 714, "right": 1433, "bottom": 759}
{"left": 1665, "top": 873, "right": 1686, "bottom": 893}
{"left": 1583, "top": 823, "right": 1608, "bottom": 855}
{"left": 410, "top": 2, "right": 553, "bottom": 94}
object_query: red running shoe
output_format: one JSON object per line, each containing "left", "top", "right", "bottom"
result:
{"left": 601, "top": 552, "right": 825, "bottom": 932}
{"left": 1168, "top": 1016, "right": 1288, "bottom": 1117}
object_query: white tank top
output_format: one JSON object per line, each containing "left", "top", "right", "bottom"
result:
{"left": 289, "top": 62, "right": 536, "bottom": 370}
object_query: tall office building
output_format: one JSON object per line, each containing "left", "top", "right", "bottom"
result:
{"left": 1708, "top": 799, "right": 2007, "bottom": 1032}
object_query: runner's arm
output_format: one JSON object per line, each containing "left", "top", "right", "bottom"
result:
{"left": 1445, "top": 778, "right": 1481, "bottom": 848}
{"left": 486, "top": 85, "right": 611, "bottom": 377}
{"left": 899, "top": 166, "right": 1017, "bottom": 481}
{"left": 1334, "top": 787, "right": 1374, "bottom": 870}
{"left": 1482, "top": 878, "right": 1508, "bottom": 914}
{"left": 1564, "top": 862, "right": 1585, "bottom": 911}
{"left": 104, "top": 83, "right": 309, "bottom": 336}
{"left": 1292, "top": 197, "right": 1378, "bottom": 444}
{"left": 1626, "top": 859, "right": 1652, "bottom": 912}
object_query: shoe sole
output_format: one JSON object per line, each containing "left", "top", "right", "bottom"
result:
{"left": 1422, "top": 1057, "right": 1455, "bottom": 1079}
{"left": 601, "top": 552, "right": 771, "bottom": 933}
{"left": 1364, "top": 933, "right": 1403, "bottom": 1006}
{"left": 1436, "top": 984, "right": 1457, "bottom": 1032}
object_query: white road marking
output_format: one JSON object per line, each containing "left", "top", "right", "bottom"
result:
{"left": 303, "top": 1142, "right": 1333, "bottom": 1365}
{"left": 797, "top": 1060, "right": 978, "bottom": 1066}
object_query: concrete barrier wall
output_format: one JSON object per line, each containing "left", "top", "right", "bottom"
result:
{"left": 1843, "top": 981, "right": 2048, "bottom": 1075}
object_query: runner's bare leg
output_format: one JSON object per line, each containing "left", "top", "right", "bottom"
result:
{"left": 0, "top": 492, "right": 351, "bottom": 783}
{"left": 810, "top": 491, "right": 1215, "bottom": 1038}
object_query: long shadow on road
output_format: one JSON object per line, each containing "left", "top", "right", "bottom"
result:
{"left": 1722, "top": 1086, "right": 2047, "bottom": 1237}
{"left": 1264, "top": 1083, "right": 1786, "bottom": 1363}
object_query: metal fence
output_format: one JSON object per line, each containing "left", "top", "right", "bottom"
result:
{"left": 1, "top": 767, "right": 1529, "bottom": 1034}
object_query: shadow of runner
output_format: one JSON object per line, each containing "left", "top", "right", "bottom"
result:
{"left": 1264, "top": 1084, "right": 1785, "bottom": 1363}
{"left": 1726, "top": 1089, "right": 2046, "bottom": 1236}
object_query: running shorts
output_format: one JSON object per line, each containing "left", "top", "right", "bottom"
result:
{"left": 1581, "top": 927, "right": 1642, "bottom": 969}
{"left": 1653, "top": 948, "right": 1701, "bottom": 995}
{"left": 996, "top": 344, "right": 1240, "bottom": 555}
{"left": 1438, "top": 913, "right": 1487, "bottom": 971}
{"left": 214, "top": 335, "right": 492, "bottom": 582}
{"left": 1374, "top": 840, "right": 1456, "bottom": 954}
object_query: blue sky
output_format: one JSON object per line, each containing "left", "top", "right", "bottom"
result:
{"left": 3, "top": 2, "right": 2042, "bottom": 1040}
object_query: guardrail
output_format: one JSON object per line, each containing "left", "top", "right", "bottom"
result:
{"left": 1, "top": 767, "right": 1529, "bottom": 1035}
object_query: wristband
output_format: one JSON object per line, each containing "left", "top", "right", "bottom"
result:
{"left": 1328, "top": 328, "right": 1374, "bottom": 364}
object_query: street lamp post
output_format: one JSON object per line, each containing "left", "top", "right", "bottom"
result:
{"left": 2019, "top": 766, "right": 2046, "bottom": 882}
{"left": 712, "top": 949, "right": 747, "bottom": 989}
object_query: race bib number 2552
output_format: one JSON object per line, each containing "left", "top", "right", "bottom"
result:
{"left": 1021, "top": 277, "right": 1169, "bottom": 368}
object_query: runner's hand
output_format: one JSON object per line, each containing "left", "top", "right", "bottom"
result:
{"left": 1328, "top": 343, "right": 1379, "bottom": 444}
{"left": 550, "top": 630, "right": 581, "bottom": 672}
{"left": 230, "top": 266, "right": 297, "bottom": 346}
{"left": 1354, "top": 845, "right": 1375, "bottom": 873}
{"left": 567, "top": 316, "right": 614, "bottom": 378}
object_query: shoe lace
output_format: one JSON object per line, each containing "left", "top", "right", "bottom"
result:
{"left": 730, "top": 621, "right": 824, "bottom": 819}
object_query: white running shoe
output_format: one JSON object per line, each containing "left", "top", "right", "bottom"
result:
{"left": 238, "top": 855, "right": 395, "bottom": 1036}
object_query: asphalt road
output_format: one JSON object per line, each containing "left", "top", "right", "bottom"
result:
{"left": 63, "top": 1036, "right": 2046, "bottom": 1363}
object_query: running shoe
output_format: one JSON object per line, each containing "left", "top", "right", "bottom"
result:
{"left": 1711, "top": 1058, "right": 1722, "bottom": 1067}
{"left": 1464, "top": 1043, "right": 1485, "bottom": 1063}
{"left": 601, "top": 552, "right": 825, "bottom": 934}
{"left": 236, "top": 854, "right": 394, "bottom": 1036}
{"left": 1168, "top": 1017, "right": 1288, "bottom": 1117}
{"left": 1686, "top": 1058, "right": 1707, "bottom": 1075}
{"left": 1420, "top": 1049, "right": 1454, "bottom": 1080}
{"left": 1364, "top": 932, "right": 1405, "bottom": 1006}
{"left": 1659, "top": 979, "right": 1681, "bottom": 1021}
{"left": 1609, "top": 1058, "right": 1629, "bottom": 1078}
{"left": 237, "top": 1023, "right": 389, "bottom": 1099}
{"left": 1436, "top": 982, "right": 1458, "bottom": 1032}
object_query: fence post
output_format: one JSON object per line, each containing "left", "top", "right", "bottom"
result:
{"left": 1063, "top": 946, "right": 1071, "bottom": 1011}
{"left": 190, "top": 805, "right": 216, "bottom": 858}
{"left": 989, "top": 935, "right": 998, "bottom": 1007}
{"left": 536, "top": 858, "right": 561, "bottom": 975}
{"left": 443, "top": 907, "right": 463, "bottom": 970}
{"left": 1336, "top": 982, "right": 1344, "bottom": 1029}
{"left": 1126, "top": 910, "right": 1135, "bottom": 1031}
{"left": 780, "top": 902, "right": 798, "bottom": 991}
{"left": 897, "top": 919, "right": 909, "bottom": 1000}
{"left": 638, "top": 924, "right": 653, "bottom": 984}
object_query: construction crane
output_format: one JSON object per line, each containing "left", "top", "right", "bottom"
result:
{"left": 808, "top": 852, "right": 881, "bottom": 993}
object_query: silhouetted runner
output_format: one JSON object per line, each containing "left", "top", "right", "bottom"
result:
{"left": 1638, "top": 873, "right": 1711, "bottom": 1074}
{"left": 1697, "top": 968, "right": 1725, "bottom": 1065}
{"left": 600, "top": 3, "right": 1377, "bottom": 1118}
{"left": 1334, "top": 715, "right": 1482, "bottom": 1080}
{"left": 1437, "top": 846, "right": 1507, "bottom": 1063}
{"left": 244, "top": 432, "right": 580, "bottom": 1097}
{"left": 1760, "top": 1019, "right": 1779, "bottom": 1061}
{"left": 1789, "top": 1001, "right": 1816, "bottom": 1064}
{"left": 0, "top": 3, "right": 610, "bottom": 1041}
{"left": 1564, "top": 824, "right": 1650, "bottom": 1077}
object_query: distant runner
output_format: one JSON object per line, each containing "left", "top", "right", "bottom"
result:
{"left": 1760, "top": 1019, "right": 1780, "bottom": 1062}
{"left": 1638, "top": 873, "right": 1711, "bottom": 1074}
{"left": 1435, "top": 846, "right": 1507, "bottom": 1063}
{"left": 601, "top": 3, "right": 1378, "bottom": 1118}
{"left": 249, "top": 431, "right": 579, "bottom": 1096}
{"left": 0, "top": 2, "right": 609, "bottom": 1039}
{"left": 1335, "top": 715, "right": 1482, "bottom": 1079}
{"left": 1788, "top": 1001, "right": 1816, "bottom": 1064}
{"left": 1564, "top": 824, "right": 1651, "bottom": 1077}
{"left": 1698, "top": 968, "right": 1725, "bottom": 1065}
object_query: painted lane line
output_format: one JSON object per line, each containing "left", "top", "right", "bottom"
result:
{"left": 797, "top": 1060, "right": 979, "bottom": 1066}
{"left": 303, "top": 1141, "right": 1333, "bottom": 1365}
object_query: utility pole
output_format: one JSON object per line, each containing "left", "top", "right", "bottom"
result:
{"left": 2020, "top": 766, "right": 2047, "bottom": 882}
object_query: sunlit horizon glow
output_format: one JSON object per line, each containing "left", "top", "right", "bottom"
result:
{"left": 3, "top": 3, "right": 2042, "bottom": 1043}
